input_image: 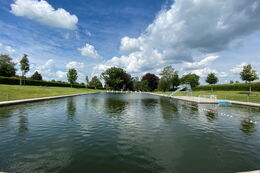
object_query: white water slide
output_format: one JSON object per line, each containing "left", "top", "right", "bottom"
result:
{"left": 170, "top": 84, "right": 192, "bottom": 96}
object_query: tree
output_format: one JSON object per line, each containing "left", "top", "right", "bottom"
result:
{"left": 85, "top": 76, "right": 89, "bottom": 88}
{"left": 132, "top": 77, "right": 149, "bottom": 91}
{"left": 230, "top": 80, "right": 234, "bottom": 84}
{"left": 101, "top": 67, "right": 132, "bottom": 90}
{"left": 20, "top": 54, "right": 30, "bottom": 85}
{"left": 206, "top": 73, "right": 218, "bottom": 85}
{"left": 67, "top": 68, "right": 78, "bottom": 87}
{"left": 0, "top": 54, "right": 16, "bottom": 77}
{"left": 88, "top": 76, "right": 103, "bottom": 89}
{"left": 205, "top": 73, "right": 218, "bottom": 92}
{"left": 240, "top": 64, "right": 258, "bottom": 83}
{"left": 180, "top": 73, "right": 200, "bottom": 87}
{"left": 240, "top": 64, "right": 259, "bottom": 92}
{"left": 159, "top": 66, "right": 180, "bottom": 91}
{"left": 141, "top": 73, "right": 159, "bottom": 91}
{"left": 31, "top": 71, "right": 42, "bottom": 80}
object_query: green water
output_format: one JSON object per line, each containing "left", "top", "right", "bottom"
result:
{"left": 0, "top": 93, "right": 260, "bottom": 173}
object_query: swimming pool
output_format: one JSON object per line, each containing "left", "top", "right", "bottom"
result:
{"left": 0, "top": 93, "right": 259, "bottom": 172}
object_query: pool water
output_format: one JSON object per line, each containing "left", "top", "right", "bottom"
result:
{"left": 0, "top": 93, "right": 260, "bottom": 173}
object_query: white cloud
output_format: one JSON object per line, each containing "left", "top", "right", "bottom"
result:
{"left": 10, "top": 0, "right": 78, "bottom": 30}
{"left": 0, "top": 43, "right": 15, "bottom": 53}
{"left": 56, "top": 70, "right": 67, "bottom": 79}
{"left": 66, "top": 61, "right": 85, "bottom": 70}
{"left": 120, "top": 36, "right": 141, "bottom": 54}
{"left": 78, "top": 43, "right": 101, "bottom": 59}
{"left": 230, "top": 62, "right": 247, "bottom": 73}
{"left": 190, "top": 67, "right": 228, "bottom": 78}
{"left": 95, "top": 0, "right": 260, "bottom": 74}
{"left": 183, "top": 55, "right": 219, "bottom": 70}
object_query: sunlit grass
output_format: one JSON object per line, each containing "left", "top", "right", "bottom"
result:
{"left": 156, "top": 90, "right": 260, "bottom": 103}
{"left": 0, "top": 84, "right": 100, "bottom": 101}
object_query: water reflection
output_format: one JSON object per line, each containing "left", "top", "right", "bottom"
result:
{"left": 18, "top": 115, "right": 28, "bottom": 133}
{"left": 205, "top": 111, "right": 217, "bottom": 122}
{"left": 240, "top": 120, "right": 256, "bottom": 135}
{"left": 104, "top": 98, "right": 127, "bottom": 115}
{"left": 141, "top": 98, "right": 158, "bottom": 110}
{"left": 67, "top": 98, "right": 76, "bottom": 119}
{"left": 159, "top": 98, "right": 178, "bottom": 120}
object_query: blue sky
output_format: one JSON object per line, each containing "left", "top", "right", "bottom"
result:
{"left": 0, "top": 0, "right": 260, "bottom": 84}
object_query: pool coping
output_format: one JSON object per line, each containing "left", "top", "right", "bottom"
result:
{"left": 0, "top": 92, "right": 100, "bottom": 107}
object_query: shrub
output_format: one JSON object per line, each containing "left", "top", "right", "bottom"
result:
{"left": 193, "top": 82, "right": 260, "bottom": 91}
{"left": 0, "top": 76, "right": 85, "bottom": 88}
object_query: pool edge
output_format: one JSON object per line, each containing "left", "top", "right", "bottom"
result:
{"left": 0, "top": 92, "right": 101, "bottom": 107}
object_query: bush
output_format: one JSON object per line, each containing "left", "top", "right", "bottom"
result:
{"left": 193, "top": 82, "right": 260, "bottom": 91}
{"left": 0, "top": 76, "right": 85, "bottom": 88}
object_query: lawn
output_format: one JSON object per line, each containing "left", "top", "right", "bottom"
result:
{"left": 156, "top": 90, "right": 260, "bottom": 103}
{"left": 0, "top": 84, "right": 100, "bottom": 102}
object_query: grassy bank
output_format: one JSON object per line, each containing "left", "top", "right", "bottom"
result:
{"left": 0, "top": 84, "right": 100, "bottom": 102}
{"left": 156, "top": 90, "right": 260, "bottom": 103}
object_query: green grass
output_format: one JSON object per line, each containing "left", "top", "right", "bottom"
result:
{"left": 0, "top": 84, "right": 100, "bottom": 101}
{"left": 156, "top": 90, "right": 260, "bottom": 103}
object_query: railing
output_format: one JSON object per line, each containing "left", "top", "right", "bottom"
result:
{"left": 198, "top": 95, "right": 217, "bottom": 101}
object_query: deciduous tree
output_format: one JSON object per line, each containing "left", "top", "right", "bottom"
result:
{"left": 240, "top": 64, "right": 258, "bottom": 83}
{"left": 67, "top": 68, "right": 78, "bottom": 87}
{"left": 141, "top": 73, "right": 159, "bottom": 91}
{"left": 180, "top": 73, "right": 200, "bottom": 87}
{"left": 88, "top": 76, "right": 103, "bottom": 89}
{"left": 0, "top": 54, "right": 16, "bottom": 77}
{"left": 20, "top": 54, "right": 30, "bottom": 85}
{"left": 31, "top": 71, "right": 42, "bottom": 80}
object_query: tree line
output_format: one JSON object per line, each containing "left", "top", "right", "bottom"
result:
{"left": 0, "top": 54, "right": 258, "bottom": 90}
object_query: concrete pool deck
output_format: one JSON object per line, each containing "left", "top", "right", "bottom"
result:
{"left": 146, "top": 92, "right": 260, "bottom": 108}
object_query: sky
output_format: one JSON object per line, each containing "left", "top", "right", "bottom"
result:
{"left": 0, "top": 0, "right": 260, "bottom": 84}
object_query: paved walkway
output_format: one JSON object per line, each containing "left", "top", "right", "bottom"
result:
{"left": 147, "top": 93, "right": 260, "bottom": 108}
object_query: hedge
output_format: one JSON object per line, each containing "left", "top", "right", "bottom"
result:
{"left": 0, "top": 76, "right": 86, "bottom": 88}
{"left": 193, "top": 82, "right": 260, "bottom": 91}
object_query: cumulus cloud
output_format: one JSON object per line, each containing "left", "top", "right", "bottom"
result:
{"left": 191, "top": 67, "right": 228, "bottom": 78}
{"left": 0, "top": 43, "right": 15, "bottom": 54}
{"left": 120, "top": 36, "right": 141, "bottom": 53}
{"left": 27, "top": 59, "right": 63, "bottom": 80}
{"left": 10, "top": 0, "right": 78, "bottom": 30}
{"left": 66, "top": 61, "right": 85, "bottom": 70}
{"left": 183, "top": 55, "right": 219, "bottom": 70}
{"left": 230, "top": 62, "right": 248, "bottom": 73}
{"left": 95, "top": 0, "right": 260, "bottom": 73}
{"left": 56, "top": 70, "right": 67, "bottom": 79}
{"left": 78, "top": 43, "right": 101, "bottom": 59}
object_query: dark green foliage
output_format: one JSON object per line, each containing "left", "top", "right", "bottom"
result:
{"left": 0, "top": 76, "right": 86, "bottom": 88}
{"left": 67, "top": 68, "right": 78, "bottom": 85}
{"left": 240, "top": 64, "right": 258, "bottom": 83}
{"left": 193, "top": 82, "right": 260, "bottom": 91}
{"left": 88, "top": 76, "right": 103, "bottom": 89}
{"left": 206, "top": 73, "right": 218, "bottom": 85}
{"left": 141, "top": 73, "right": 159, "bottom": 91}
{"left": 31, "top": 71, "right": 42, "bottom": 80}
{"left": 180, "top": 73, "right": 200, "bottom": 87}
{"left": 133, "top": 80, "right": 150, "bottom": 91}
{"left": 158, "top": 66, "right": 180, "bottom": 91}
{"left": 0, "top": 54, "right": 16, "bottom": 77}
{"left": 101, "top": 67, "right": 133, "bottom": 90}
